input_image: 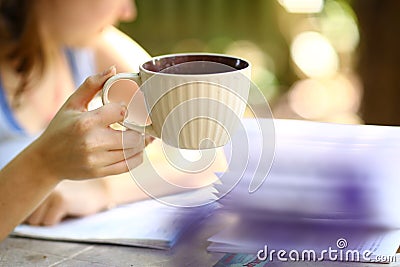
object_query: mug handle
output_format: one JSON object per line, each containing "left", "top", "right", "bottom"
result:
{"left": 102, "top": 73, "right": 157, "bottom": 137}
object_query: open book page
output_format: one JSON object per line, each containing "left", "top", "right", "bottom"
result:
{"left": 12, "top": 188, "right": 217, "bottom": 249}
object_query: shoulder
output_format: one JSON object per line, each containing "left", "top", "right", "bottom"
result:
{"left": 92, "top": 26, "right": 151, "bottom": 73}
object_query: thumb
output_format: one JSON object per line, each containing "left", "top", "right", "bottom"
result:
{"left": 66, "top": 66, "right": 117, "bottom": 111}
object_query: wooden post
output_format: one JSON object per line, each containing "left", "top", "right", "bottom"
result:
{"left": 352, "top": 0, "right": 400, "bottom": 125}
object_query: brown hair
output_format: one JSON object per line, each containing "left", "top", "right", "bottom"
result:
{"left": 0, "top": 0, "right": 47, "bottom": 107}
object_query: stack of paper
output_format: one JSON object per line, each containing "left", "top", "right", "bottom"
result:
{"left": 208, "top": 119, "right": 400, "bottom": 261}
{"left": 13, "top": 188, "right": 217, "bottom": 249}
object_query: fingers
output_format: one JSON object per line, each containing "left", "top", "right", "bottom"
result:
{"left": 99, "top": 152, "right": 144, "bottom": 177}
{"left": 87, "top": 137, "right": 145, "bottom": 176}
{"left": 67, "top": 66, "right": 117, "bottom": 110}
{"left": 26, "top": 201, "right": 50, "bottom": 225}
{"left": 84, "top": 127, "right": 144, "bottom": 151}
{"left": 104, "top": 129, "right": 144, "bottom": 150}
{"left": 50, "top": 117, "right": 144, "bottom": 178}
{"left": 26, "top": 195, "right": 66, "bottom": 226}
{"left": 72, "top": 128, "right": 144, "bottom": 177}
{"left": 95, "top": 148, "right": 143, "bottom": 167}
{"left": 86, "top": 102, "right": 127, "bottom": 127}
{"left": 40, "top": 200, "right": 66, "bottom": 226}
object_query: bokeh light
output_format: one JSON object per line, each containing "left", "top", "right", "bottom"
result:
{"left": 224, "top": 40, "right": 279, "bottom": 101}
{"left": 288, "top": 75, "right": 361, "bottom": 123}
{"left": 291, "top": 31, "right": 339, "bottom": 79}
{"left": 320, "top": 0, "right": 359, "bottom": 53}
{"left": 278, "top": 0, "right": 324, "bottom": 13}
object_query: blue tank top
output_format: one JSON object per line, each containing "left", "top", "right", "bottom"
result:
{"left": 0, "top": 48, "right": 96, "bottom": 168}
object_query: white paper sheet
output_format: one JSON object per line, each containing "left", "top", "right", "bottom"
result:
{"left": 13, "top": 188, "right": 217, "bottom": 249}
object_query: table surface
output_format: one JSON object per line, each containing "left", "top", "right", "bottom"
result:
{"left": 2, "top": 216, "right": 400, "bottom": 267}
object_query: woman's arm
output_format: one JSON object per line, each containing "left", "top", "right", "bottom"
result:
{"left": 0, "top": 141, "right": 59, "bottom": 240}
{"left": 0, "top": 68, "right": 145, "bottom": 240}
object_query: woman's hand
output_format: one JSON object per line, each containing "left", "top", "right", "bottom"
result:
{"left": 25, "top": 179, "right": 111, "bottom": 226}
{"left": 32, "top": 66, "right": 145, "bottom": 180}
{"left": 24, "top": 67, "right": 152, "bottom": 225}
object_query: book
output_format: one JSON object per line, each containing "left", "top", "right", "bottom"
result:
{"left": 12, "top": 188, "right": 217, "bottom": 249}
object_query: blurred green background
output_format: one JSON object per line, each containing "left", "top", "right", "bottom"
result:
{"left": 119, "top": 0, "right": 362, "bottom": 124}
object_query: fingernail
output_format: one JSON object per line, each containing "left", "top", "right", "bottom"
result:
{"left": 102, "top": 65, "right": 116, "bottom": 76}
{"left": 120, "top": 104, "right": 128, "bottom": 119}
{"left": 145, "top": 136, "right": 155, "bottom": 146}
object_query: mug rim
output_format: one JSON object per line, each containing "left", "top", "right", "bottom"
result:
{"left": 139, "top": 52, "right": 251, "bottom": 76}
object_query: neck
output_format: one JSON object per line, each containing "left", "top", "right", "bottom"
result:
{"left": 4, "top": 48, "right": 75, "bottom": 134}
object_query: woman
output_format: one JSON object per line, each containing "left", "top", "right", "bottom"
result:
{"left": 0, "top": 0, "right": 154, "bottom": 226}
{"left": 0, "top": 0, "right": 225, "bottom": 230}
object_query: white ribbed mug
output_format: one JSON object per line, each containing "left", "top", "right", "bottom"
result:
{"left": 102, "top": 53, "right": 251, "bottom": 150}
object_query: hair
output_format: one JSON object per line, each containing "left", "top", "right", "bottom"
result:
{"left": 0, "top": 0, "right": 47, "bottom": 107}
